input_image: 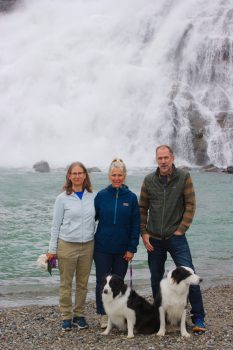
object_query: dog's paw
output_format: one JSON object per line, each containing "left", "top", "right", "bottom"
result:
{"left": 127, "top": 334, "right": 134, "bottom": 339}
{"left": 156, "top": 330, "right": 165, "bottom": 337}
{"left": 181, "top": 332, "right": 190, "bottom": 338}
{"left": 101, "top": 330, "right": 109, "bottom": 336}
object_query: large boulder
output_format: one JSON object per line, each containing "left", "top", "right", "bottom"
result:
{"left": 33, "top": 161, "right": 50, "bottom": 173}
{"left": 226, "top": 166, "right": 233, "bottom": 174}
{"left": 87, "top": 167, "right": 101, "bottom": 173}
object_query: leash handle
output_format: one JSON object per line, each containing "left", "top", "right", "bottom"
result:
{"left": 129, "top": 260, "right": 133, "bottom": 288}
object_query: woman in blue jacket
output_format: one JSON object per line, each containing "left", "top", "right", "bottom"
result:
{"left": 94, "top": 158, "right": 140, "bottom": 328}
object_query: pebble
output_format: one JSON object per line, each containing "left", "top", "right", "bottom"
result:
{"left": 0, "top": 285, "right": 232, "bottom": 350}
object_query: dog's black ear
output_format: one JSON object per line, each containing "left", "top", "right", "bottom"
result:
{"left": 171, "top": 267, "right": 191, "bottom": 284}
{"left": 110, "top": 274, "right": 127, "bottom": 298}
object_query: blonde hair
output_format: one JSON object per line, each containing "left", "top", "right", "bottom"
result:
{"left": 108, "top": 158, "right": 127, "bottom": 176}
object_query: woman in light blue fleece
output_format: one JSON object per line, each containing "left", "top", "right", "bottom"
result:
{"left": 48, "top": 161, "right": 95, "bottom": 332}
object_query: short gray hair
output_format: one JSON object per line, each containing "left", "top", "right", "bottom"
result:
{"left": 108, "top": 158, "right": 127, "bottom": 176}
{"left": 156, "top": 145, "right": 174, "bottom": 156}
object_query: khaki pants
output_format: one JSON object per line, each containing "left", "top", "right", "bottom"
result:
{"left": 57, "top": 239, "right": 94, "bottom": 320}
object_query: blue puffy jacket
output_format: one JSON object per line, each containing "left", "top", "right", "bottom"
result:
{"left": 94, "top": 185, "right": 140, "bottom": 254}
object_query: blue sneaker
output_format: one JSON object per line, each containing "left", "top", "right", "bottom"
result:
{"left": 73, "top": 316, "right": 89, "bottom": 329}
{"left": 62, "top": 319, "right": 72, "bottom": 331}
{"left": 192, "top": 316, "right": 206, "bottom": 333}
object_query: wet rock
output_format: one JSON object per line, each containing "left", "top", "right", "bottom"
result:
{"left": 226, "top": 166, "right": 233, "bottom": 174}
{"left": 33, "top": 161, "right": 50, "bottom": 173}
{"left": 216, "top": 111, "right": 233, "bottom": 128}
{"left": 187, "top": 109, "right": 209, "bottom": 165}
{"left": 168, "top": 87, "right": 209, "bottom": 166}
{"left": 87, "top": 167, "right": 101, "bottom": 173}
{"left": 0, "top": 0, "right": 17, "bottom": 12}
{"left": 202, "top": 164, "right": 223, "bottom": 173}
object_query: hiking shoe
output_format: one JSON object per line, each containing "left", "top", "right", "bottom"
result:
{"left": 73, "top": 316, "right": 89, "bottom": 329}
{"left": 100, "top": 314, "right": 108, "bottom": 329}
{"left": 61, "top": 319, "right": 72, "bottom": 331}
{"left": 192, "top": 316, "right": 206, "bottom": 333}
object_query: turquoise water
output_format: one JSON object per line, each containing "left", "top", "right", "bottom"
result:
{"left": 0, "top": 168, "right": 232, "bottom": 307}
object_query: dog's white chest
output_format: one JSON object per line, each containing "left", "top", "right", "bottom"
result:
{"left": 161, "top": 281, "right": 188, "bottom": 324}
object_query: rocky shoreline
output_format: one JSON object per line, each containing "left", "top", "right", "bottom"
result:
{"left": 0, "top": 285, "right": 232, "bottom": 350}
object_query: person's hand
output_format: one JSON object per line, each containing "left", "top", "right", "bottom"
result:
{"left": 46, "top": 252, "right": 57, "bottom": 260}
{"left": 173, "top": 230, "right": 183, "bottom": 236}
{"left": 142, "top": 233, "right": 154, "bottom": 251}
{"left": 123, "top": 251, "right": 134, "bottom": 262}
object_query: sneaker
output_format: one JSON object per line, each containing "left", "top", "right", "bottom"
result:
{"left": 100, "top": 314, "right": 108, "bottom": 329}
{"left": 73, "top": 316, "right": 89, "bottom": 329}
{"left": 192, "top": 316, "right": 206, "bottom": 333}
{"left": 61, "top": 319, "right": 72, "bottom": 332}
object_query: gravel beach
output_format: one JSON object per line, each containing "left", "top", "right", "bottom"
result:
{"left": 0, "top": 285, "right": 232, "bottom": 350}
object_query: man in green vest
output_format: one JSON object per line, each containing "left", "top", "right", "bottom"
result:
{"left": 139, "top": 145, "right": 206, "bottom": 333}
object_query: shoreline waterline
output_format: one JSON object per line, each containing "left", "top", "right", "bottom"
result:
{"left": 1, "top": 274, "right": 233, "bottom": 309}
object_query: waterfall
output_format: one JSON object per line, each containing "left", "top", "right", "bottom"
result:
{"left": 0, "top": 0, "right": 232, "bottom": 168}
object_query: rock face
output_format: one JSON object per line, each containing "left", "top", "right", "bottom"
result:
{"left": 168, "top": 88, "right": 210, "bottom": 166}
{"left": 0, "top": 0, "right": 16, "bottom": 12}
{"left": 33, "top": 161, "right": 50, "bottom": 173}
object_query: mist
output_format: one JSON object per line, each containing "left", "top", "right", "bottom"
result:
{"left": 0, "top": 0, "right": 232, "bottom": 168}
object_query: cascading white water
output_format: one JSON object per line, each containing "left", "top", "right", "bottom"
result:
{"left": 0, "top": 0, "right": 232, "bottom": 168}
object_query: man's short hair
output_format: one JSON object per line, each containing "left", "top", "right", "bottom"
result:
{"left": 156, "top": 145, "right": 174, "bottom": 155}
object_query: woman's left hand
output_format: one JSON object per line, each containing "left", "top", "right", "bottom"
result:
{"left": 123, "top": 251, "right": 134, "bottom": 261}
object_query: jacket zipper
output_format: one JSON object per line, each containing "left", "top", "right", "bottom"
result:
{"left": 161, "top": 186, "right": 166, "bottom": 239}
{"left": 77, "top": 192, "right": 84, "bottom": 240}
{"left": 72, "top": 192, "right": 84, "bottom": 239}
{"left": 113, "top": 189, "right": 119, "bottom": 224}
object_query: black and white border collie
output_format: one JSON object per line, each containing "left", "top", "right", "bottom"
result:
{"left": 101, "top": 267, "right": 201, "bottom": 338}
{"left": 156, "top": 266, "right": 201, "bottom": 338}
{"left": 101, "top": 274, "right": 160, "bottom": 338}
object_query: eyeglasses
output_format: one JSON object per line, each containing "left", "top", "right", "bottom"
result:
{"left": 70, "top": 172, "right": 85, "bottom": 176}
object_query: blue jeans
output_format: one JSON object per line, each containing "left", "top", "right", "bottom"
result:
{"left": 148, "top": 235, "right": 205, "bottom": 319}
{"left": 94, "top": 251, "right": 128, "bottom": 315}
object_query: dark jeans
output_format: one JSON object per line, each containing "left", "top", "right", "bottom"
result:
{"left": 148, "top": 235, "right": 205, "bottom": 319}
{"left": 94, "top": 251, "right": 128, "bottom": 315}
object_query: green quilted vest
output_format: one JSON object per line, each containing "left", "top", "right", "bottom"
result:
{"left": 144, "top": 167, "right": 188, "bottom": 239}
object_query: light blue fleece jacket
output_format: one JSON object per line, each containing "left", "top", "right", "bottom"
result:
{"left": 49, "top": 190, "right": 95, "bottom": 253}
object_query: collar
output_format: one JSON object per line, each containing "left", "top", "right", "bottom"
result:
{"left": 107, "top": 184, "right": 129, "bottom": 194}
{"left": 156, "top": 164, "right": 176, "bottom": 182}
